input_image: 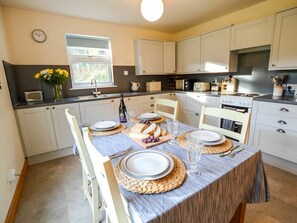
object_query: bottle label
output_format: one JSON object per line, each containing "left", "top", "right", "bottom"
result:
{"left": 119, "top": 112, "right": 127, "bottom": 123}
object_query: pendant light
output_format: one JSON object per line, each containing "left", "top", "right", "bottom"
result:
{"left": 141, "top": 0, "right": 164, "bottom": 22}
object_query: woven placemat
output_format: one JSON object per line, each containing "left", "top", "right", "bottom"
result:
{"left": 114, "top": 153, "right": 187, "bottom": 194}
{"left": 89, "top": 124, "right": 126, "bottom": 136}
{"left": 177, "top": 133, "right": 232, "bottom": 154}
{"left": 132, "top": 116, "right": 165, "bottom": 124}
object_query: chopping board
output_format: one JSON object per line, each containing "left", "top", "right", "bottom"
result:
{"left": 121, "top": 129, "right": 171, "bottom": 148}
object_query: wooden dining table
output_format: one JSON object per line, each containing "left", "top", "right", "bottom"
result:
{"left": 90, "top": 122, "right": 270, "bottom": 223}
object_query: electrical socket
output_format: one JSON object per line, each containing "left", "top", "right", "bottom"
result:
{"left": 286, "top": 84, "right": 297, "bottom": 91}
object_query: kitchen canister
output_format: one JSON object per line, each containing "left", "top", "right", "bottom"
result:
{"left": 272, "top": 85, "right": 284, "bottom": 97}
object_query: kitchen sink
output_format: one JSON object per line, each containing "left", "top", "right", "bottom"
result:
{"left": 76, "top": 94, "right": 120, "bottom": 100}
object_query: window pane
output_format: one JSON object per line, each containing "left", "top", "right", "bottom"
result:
{"left": 68, "top": 46, "right": 108, "bottom": 57}
{"left": 71, "top": 62, "right": 111, "bottom": 84}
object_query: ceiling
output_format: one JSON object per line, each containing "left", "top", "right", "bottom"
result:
{"left": 0, "top": 0, "right": 267, "bottom": 33}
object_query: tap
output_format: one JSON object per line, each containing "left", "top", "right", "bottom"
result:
{"left": 91, "top": 78, "right": 101, "bottom": 96}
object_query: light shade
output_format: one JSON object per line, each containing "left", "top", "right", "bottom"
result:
{"left": 141, "top": 0, "right": 164, "bottom": 22}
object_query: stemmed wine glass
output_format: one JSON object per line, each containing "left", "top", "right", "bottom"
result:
{"left": 167, "top": 120, "right": 179, "bottom": 144}
{"left": 185, "top": 139, "right": 203, "bottom": 175}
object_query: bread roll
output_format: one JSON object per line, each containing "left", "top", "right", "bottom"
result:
{"left": 131, "top": 123, "right": 148, "bottom": 133}
{"left": 129, "top": 132, "right": 150, "bottom": 139}
{"left": 143, "top": 123, "right": 157, "bottom": 135}
{"left": 153, "top": 126, "right": 161, "bottom": 138}
{"left": 161, "top": 128, "right": 167, "bottom": 136}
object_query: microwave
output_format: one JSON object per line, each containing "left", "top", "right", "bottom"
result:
{"left": 24, "top": 91, "right": 44, "bottom": 102}
{"left": 175, "top": 79, "right": 192, "bottom": 90}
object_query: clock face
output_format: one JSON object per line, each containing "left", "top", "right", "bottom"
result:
{"left": 32, "top": 29, "right": 47, "bottom": 43}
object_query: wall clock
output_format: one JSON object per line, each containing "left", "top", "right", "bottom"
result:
{"left": 32, "top": 29, "right": 47, "bottom": 43}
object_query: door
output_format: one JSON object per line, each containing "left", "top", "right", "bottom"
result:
{"left": 17, "top": 107, "right": 57, "bottom": 156}
{"left": 141, "top": 40, "right": 164, "bottom": 74}
{"left": 51, "top": 103, "right": 81, "bottom": 150}
{"left": 181, "top": 36, "right": 201, "bottom": 73}
{"left": 164, "top": 42, "right": 176, "bottom": 73}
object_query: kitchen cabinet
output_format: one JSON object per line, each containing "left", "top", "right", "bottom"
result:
{"left": 135, "top": 40, "right": 175, "bottom": 75}
{"left": 269, "top": 7, "right": 297, "bottom": 70}
{"left": 231, "top": 16, "right": 274, "bottom": 50}
{"left": 79, "top": 99, "right": 118, "bottom": 124}
{"left": 251, "top": 101, "right": 297, "bottom": 164}
{"left": 16, "top": 103, "right": 80, "bottom": 156}
{"left": 176, "top": 36, "right": 201, "bottom": 74}
{"left": 201, "top": 27, "right": 237, "bottom": 73}
{"left": 138, "top": 94, "right": 163, "bottom": 114}
{"left": 160, "top": 93, "right": 185, "bottom": 122}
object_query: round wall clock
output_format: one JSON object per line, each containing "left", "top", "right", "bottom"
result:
{"left": 32, "top": 29, "right": 47, "bottom": 43}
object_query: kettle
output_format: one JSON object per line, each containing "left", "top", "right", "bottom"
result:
{"left": 131, "top": 82, "right": 140, "bottom": 92}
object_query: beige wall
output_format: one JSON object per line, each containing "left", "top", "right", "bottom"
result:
{"left": 3, "top": 7, "right": 173, "bottom": 66}
{"left": 174, "top": 0, "right": 297, "bottom": 40}
{"left": 0, "top": 6, "right": 25, "bottom": 222}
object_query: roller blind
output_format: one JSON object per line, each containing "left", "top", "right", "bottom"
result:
{"left": 66, "top": 34, "right": 110, "bottom": 49}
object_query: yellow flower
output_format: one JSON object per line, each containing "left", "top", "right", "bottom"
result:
{"left": 63, "top": 70, "right": 69, "bottom": 77}
{"left": 48, "top": 69, "right": 53, "bottom": 74}
{"left": 34, "top": 73, "right": 40, "bottom": 78}
{"left": 56, "top": 68, "right": 63, "bottom": 75}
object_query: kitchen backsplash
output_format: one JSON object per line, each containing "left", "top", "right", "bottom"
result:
{"left": 3, "top": 50, "right": 297, "bottom": 106}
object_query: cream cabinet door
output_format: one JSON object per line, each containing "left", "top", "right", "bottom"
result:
{"left": 124, "top": 97, "right": 140, "bottom": 115}
{"left": 177, "top": 36, "right": 201, "bottom": 74}
{"left": 135, "top": 40, "right": 164, "bottom": 75}
{"left": 231, "top": 16, "right": 274, "bottom": 50}
{"left": 16, "top": 107, "right": 57, "bottom": 156}
{"left": 51, "top": 103, "right": 81, "bottom": 150}
{"left": 79, "top": 99, "right": 117, "bottom": 124}
{"left": 164, "top": 42, "right": 176, "bottom": 74}
{"left": 201, "top": 27, "right": 237, "bottom": 72}
{"left": 269, "top": 7, "right": 297, "bottom": 70}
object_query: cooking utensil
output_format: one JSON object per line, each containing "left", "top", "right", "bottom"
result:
{"left": 228, "top": 148, "right": 245, "bottom": 158}
{"left": 219, "top": 145, "right": 240, "bottom": 157}
{"left": 109, "top": 146, "right": 133, "bottom": 159}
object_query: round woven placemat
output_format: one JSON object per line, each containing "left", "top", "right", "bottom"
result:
{"left": 132, "top": 116, "right": 165, "bottom": 124}
{"left": 89, "top": 124, "right": 126, "bottom": 136}
{"left": 114, "top": 153, "right": 186, "bottom": 194}
{"left": 177, "top": 133, "right": 232, "bottom": 154}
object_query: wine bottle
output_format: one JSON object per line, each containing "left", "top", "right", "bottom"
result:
{"left": 119, "top": 93, "right": 127, "bottom": 123}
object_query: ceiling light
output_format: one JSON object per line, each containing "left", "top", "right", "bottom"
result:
{"left": 141, "top": 0, "right": 164, "bottom": 22}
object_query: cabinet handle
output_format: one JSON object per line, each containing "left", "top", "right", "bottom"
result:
{"left": 277, "top": 120, "right": 287, "bottom": 125}
{"left": 173, "top": 70, "right": 175, "bottom": 73}
{"left": 225, "top": 67, "right": 228, "bottom": 70}
{"left": 52, "top": 107, "right": 55, "bottom": 109}
{"left": 173, "top": 93, "right": 175, "bottom": 96}
{"left": 46, "top": 107, "right": 49, "bottom": 110}
{"left": 276, "top": 129, "right": 286, "bottom": 134}
{"left": 272, "top": 64, "right": 276, "bottom": 67}
{"left": 150, "top": 97, "right": 154, "bottom": 99}
{"left": 279, "top": 108, "right": 289, "bottom": 112}
{"left": 111, "top": 100, "right": 114, "bottom": 102}
{"left": 128, "top": 98, "right": 130, "bottom": 101}
{"left": 197, "top": 69, "right": 200, "bottom": 71}
{"left": 169, "top": 93, "right": 172, "bottom": 96}
{"left": 150, "top": 104, "right": 154, "bottom": 107}
{"left": 195, "top": 113, "right": 199, "bottom": 116}
{"left": 143, "top": 70, "right": 146, "bottom": 73}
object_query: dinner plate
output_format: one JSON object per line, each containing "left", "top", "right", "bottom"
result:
{"left": 139, "top": 113, "right": 159, "bottom": 120}
{"left": 94, "top": 121, "right": 117, "bottom": 129}
{"left": 187, "top": 130, "right": 220, "bottom": 142}
{"left": 119, "top": 150, "right": 174, "bottom": 180}
{"left": 89, "top": 121, "right": 120, "bottom": 131}
{"left": 186, "top": 130, "right": 226, "bottom": 146}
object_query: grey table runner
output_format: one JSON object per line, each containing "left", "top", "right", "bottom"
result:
{"left": 91, "top": 122, "right": 270, "bottom": 223}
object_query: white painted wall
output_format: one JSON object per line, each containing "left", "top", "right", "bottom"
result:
{"left": 0, "top": 6, "right": 25, "bottom": 222}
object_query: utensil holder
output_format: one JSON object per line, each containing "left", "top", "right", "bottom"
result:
{"left": 272, "top": 85, "right": 284, "bottom": 97}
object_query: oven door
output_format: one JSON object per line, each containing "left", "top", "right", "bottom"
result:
{"left": 221, "top": 105, "right": 249, "bottom": 133}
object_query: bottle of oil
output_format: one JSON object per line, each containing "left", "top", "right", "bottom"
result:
{"left": 119, "top": 93, "right": 127, "bottom": 123}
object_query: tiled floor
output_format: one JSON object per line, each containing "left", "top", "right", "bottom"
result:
{"left": 15, "top": 155, "right": 297, "bottom": 223}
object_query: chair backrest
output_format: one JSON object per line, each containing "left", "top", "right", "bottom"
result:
{"left": 154, "top": 98, "right": 179, "bottom": 120}
{"left": 82, "top": 128, "right": 129, "bottom": 223}
{"left": 65, "top": 109, "right": 96, "bottom": 180}
{"left": 198, "top": 105, "right": 251, "bottom": 144}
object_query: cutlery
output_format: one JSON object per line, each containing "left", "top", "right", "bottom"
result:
{"left": 219, "top": 145, "right": 240, "bottom": 157}
{"left": 228, "top": 148, "right": 245, "bottom": 158}
{"left": 109, "top": 146, "right": 133, "bottom": 159}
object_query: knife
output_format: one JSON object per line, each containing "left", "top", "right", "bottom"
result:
{"left": 109, "top": 146, "right": 133, "bottom": 159}
{"left": 219, "top": 145, "right": 240, "bottom": 157}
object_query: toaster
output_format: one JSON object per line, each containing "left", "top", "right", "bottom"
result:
{"left": 193, "top": 82, "right": 210, "bottom": 92}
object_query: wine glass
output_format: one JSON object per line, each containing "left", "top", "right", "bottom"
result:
{"left": 167, "top": 120, "right": 179, "bottom": 144}
{"left": 185, "top": 139, "right": 203, "bottom": 175}
{"left": 126, "top": 110, "right": 135, "bottom": 128}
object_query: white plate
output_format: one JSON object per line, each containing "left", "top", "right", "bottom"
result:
{"left": 89, "top": 122, "right": 120, "bottom": 132}
{"left": 186, "top": 130, "right": 226, "bottom": 146}
{"left": 119, "top": 150, "right": 174, "bottom": 180}
{"left": 139, "top": 113, "right": 159, "bottom": 120}
{"left": 94, "top": 121, "right": 117, "bottom": 129}
{"left": 187, "top": 130, "right": 220, "bottom": 142}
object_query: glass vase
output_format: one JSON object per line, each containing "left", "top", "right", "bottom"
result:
{"left": 53, "top": 84, "right": 63, "bottom": 101}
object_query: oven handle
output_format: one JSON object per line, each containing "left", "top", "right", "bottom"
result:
{"left": 235, "top": 108, "right": 246, "bottom": 113}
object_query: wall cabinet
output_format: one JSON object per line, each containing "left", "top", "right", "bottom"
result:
{"left": 269, "top": 7, "right": 297, "bottom": 70}
{"left": 16, "top": 103, "right": 80, "bottom": 156}
{"left": 201, "top": 27, "right": 237, "bottom": 73}
{"left": 251, "top": 101, "right": 297, "bottom": 164}
{"left": 79, "top": 99, "right": 118, "bottom": 124}
{"left": 134, "top": 40, "right": 175, "bottom": 75}
{"left": 231, "top": 16, "right": 274, "bottom": 50}
{"left": 176, "top": 36, "right": 201, "bottom": 74}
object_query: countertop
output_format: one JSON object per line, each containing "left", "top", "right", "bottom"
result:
{"left": 254, "top": 94, "right": 297, "bottom": 105}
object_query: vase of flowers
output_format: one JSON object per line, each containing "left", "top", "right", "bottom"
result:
{"left": 35, "top": 68, "right": 69, "bottom": 101}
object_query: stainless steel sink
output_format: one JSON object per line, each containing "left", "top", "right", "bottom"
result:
{"left": 76, "top": 94, "right": 119, "bottom": 100}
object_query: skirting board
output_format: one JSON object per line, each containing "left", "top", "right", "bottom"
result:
{"left": 27, "top": 147, "right": 73, "bottom": 165}
{"left": 262, "top": 152, "right": 297, "bottom": 176}
{"left": 5, "top": 159, "right": 28, "bottom": 223}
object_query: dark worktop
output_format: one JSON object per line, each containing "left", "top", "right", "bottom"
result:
{"left": 254, "top": 94, "right": 297, "bottom": 105}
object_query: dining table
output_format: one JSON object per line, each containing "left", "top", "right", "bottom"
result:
{"left": 90, "top": 122, "right": 270, "bottom": 223}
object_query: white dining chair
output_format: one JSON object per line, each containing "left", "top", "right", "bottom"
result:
{"left": 65, "top": 109, "right": 103, "bottom": 223}
{"left": 82, "top": 127, "right": 131, "bottom": 223}
{"left": 154, "top": 98, "right": 179, "bottom": 120}
{"left": 198, "top": 105, "right": 251, "bottom": 143}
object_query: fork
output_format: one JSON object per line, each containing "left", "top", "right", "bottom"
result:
{"left": 109, "top": 146, "right": 133, "bottom": 159}
{"left": 228, "top": 148, "right": 245, "bottom": 158}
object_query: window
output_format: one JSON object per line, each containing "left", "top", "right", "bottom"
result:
{"left": 65, "top": 34, "right": 114, "bottom": 89}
